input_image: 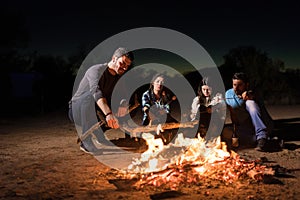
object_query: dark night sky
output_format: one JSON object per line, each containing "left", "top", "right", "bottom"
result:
{"left": 3, "top": 0, "right": 300, "bottom": 69}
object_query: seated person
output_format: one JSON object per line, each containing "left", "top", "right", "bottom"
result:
{"left": 190, "top": 77, "right": 226, "bottom": 139}
{"left": 142, "top": 73, "right": 178, "bottom": 144}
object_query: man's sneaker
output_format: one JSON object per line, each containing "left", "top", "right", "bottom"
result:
{"left": 255, "top": 138, "right": 266, "bottom": 151}
{"left": 80, "top": 143, "right": 93, "bottom": 155}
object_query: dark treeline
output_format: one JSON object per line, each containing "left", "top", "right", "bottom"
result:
{"left": 1, "top": 13, "right": 299, "bottom": 116}
{"left": 1, "top": 45, "right": 299, "bottom": 117}
{"left": 218, "top": 46, "right": 300, "bottom": 105}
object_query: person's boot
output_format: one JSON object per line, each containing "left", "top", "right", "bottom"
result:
{"left": 255, "top": 138, "right": 267, "bottom": 151}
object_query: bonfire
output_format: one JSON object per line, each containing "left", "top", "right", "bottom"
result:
{"left": 107, "top": 133, "right": 274, "bottom": 190}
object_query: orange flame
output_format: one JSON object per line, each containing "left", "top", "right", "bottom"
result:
{"left": 123, "top": 133, "right": 274, "bottom": 188}
{"left": 128, "top": 133, "right": 230, "bottom": 173}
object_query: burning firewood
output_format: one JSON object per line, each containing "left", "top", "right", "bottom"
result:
{"left": 106, "top": 133, "right": 275, "bottom": 190}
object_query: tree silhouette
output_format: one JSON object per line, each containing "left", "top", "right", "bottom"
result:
{"left": 0, "top": 11, "right": 31, "bottom": 115}
{"left": 218, "top": 46, "right": 297, "bottom": 104}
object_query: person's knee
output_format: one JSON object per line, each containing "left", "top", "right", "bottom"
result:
{"left": 245, "top": 100, "right": 260, "bottom": 114}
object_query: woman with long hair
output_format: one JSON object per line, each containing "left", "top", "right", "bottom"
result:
{"left": 141, "top": 73, "right": 177, "bottom": 144}
{"left": 190, "top": 77, "right": 213, "bottom": 138}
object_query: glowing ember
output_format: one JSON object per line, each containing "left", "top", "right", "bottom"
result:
{"left": 120, "top": 133, "right": 274, "bottom": 189}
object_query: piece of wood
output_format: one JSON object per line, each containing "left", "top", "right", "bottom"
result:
{"left": 80, "top": 97, "right": 140, "bottom": 142}
{"left": 79, "top": 121, "right": 105, "bottom": 141}
{"left": 121, "top": 121, "right": 198, "bottom": 135}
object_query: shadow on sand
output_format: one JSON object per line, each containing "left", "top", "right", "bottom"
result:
{"left": 222, "top": 117, "right": 300, "bottom": 153}
{"left": 272, "top": 117, "right": 300, "bottom": 151}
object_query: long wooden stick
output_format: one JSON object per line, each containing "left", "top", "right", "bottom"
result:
{"left": 79, "top": 120, "right": 106, "bottom": 142}
{"left": 79, "top": 97, "right": 140, "bottom": 142}
{"left": 121, "top": 121, "right": 198, "bottom": 135}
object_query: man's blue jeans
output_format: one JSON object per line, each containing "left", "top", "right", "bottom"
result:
{"left": 226, "top": 94, "right": 273, "bottom": 142}
{"left": 245, "top": 100, "right": 268, "bottom": 140}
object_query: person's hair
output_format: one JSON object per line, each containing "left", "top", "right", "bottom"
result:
{"left": 197, "top": 77, "right": 209, "bottom": 96}
{"left": 149, "top": 73, "right": 169, "bottom": 103}
{"left": 113, "top": 47, "right": 134, "bottom": 62}
{"left": 232, "top": 72, "right": 249, "bottom": 83}
{"left": 197, "top": 77, "right": 211, "bottom": 105}
{"left": 150, "top": 73, "right": 165, "bottom": 90}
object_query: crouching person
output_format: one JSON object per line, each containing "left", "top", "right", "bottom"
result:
{"left": 225, "top": 72, "right": 273, "bottom": 151}
{"left": 69, "top": 47, "right": 134, "bottom": 154}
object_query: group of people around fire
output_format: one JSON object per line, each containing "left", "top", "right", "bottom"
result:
{"left": 69, "top": 47, "right": 274, "bottom": 154}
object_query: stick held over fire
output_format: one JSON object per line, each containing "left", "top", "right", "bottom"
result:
{"left": 78, "top": 95, "right": 140, "bottom": 143}
{"left": 121, "top": 121, "right": 198, "bottom": 137}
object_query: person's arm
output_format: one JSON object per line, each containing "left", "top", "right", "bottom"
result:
{"left": 161, "top": 91, "right": 171, "bottom": 114}
{"left": 88, "top": 66, "right": 120, "bottom": 129}
{"left": 86, "top": 65, "right": 104, "bottom": 100}
{"left": 142, "top": 91, "right": 151, "bottom": 118}
{"left": 97, "top": 98, "right": 119, "bottom": 129}
{"left": 190, "top": 97, "right": 199, "bottom": 121}
{"left": 227, "top": 105, "right": 239, "bottom": 126}
{"left": 225, "top": 89, "right": 240, "bottom": 126}
{"left": 162, "top": 103, "right": 170, "bottom": 114}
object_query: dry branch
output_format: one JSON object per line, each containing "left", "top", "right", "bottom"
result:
{"left": 121, "top": 121, "right": 198, "bottom": 135}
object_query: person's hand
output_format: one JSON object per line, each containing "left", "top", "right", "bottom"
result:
{"left": 117, "top": 99, "right": 128, "bottom": 117}
{"left": 143, "top": 106, "right": 149, "bottom": 113}
{"left": 207, "top": 107, "right": 212, "bottom": 113}
{"left": 117, "top": 106, "right": 127, "bottom": 117}
{"left": 241, "top": 91, "right": 249, "bottom": 100}
{"left": 242, "top": 91, "right": 254, "bottom": 100}
{"left": 190, "top": 113, "right": 196, "bottom": 121}
{"left": 171, "top": 95, "right": 177, "bottom": 102}
{"left": 106, "top": 114, "right": 119, "bottom": 129}
{"left": 156, "top": 124, "right": 164, "bottom": 135}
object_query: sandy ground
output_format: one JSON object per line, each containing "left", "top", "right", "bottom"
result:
{"left": 0, "top": 105, "right": 299, "bottom": 200}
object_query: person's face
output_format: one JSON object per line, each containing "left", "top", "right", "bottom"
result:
{"left": 152, "top": 76, "right": 164, "bottom": 92}
{"left": 114, "top": 55, "right": 132, "bottom": 75}
{"left": 201, "top": 85, "right": 211, "bottom": 97}
{"left": 232, "top": 79, "right": 247, "bottom": 95}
